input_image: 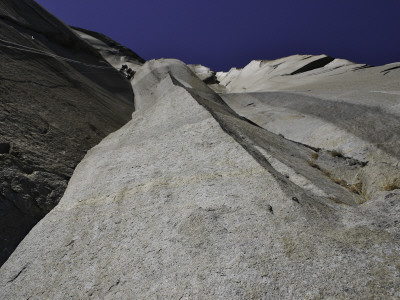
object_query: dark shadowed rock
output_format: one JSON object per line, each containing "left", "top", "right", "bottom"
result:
{"left": 0, "top": 0, "right": 142, "bottom": 265}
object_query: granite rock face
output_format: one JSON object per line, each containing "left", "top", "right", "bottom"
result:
{"left": 0, "top": 0, "right": 142, "bottom": 265}
{"left": 1, "top": 58, "right": 399, "bottom": 299}
{"left": 212, "top": 55, "right": 400, "bottom": 202}
{"left": 72, "top": 26, "right": 145, "bottom": 73}
{"left": 1, "top": 2, "right": 400, "bottom": 298}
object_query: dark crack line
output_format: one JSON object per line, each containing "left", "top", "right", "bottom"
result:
{"left": 168, "top": 73, "right": 357, "bottom": 212}
{"left": 169, "top": 75, "right": 312, "bottom": 202}
{"left": 107, "top": 279, "right": 120, "bottom": 292}
{"left": 7, "top": 264, "right": 28, "bottom": 283}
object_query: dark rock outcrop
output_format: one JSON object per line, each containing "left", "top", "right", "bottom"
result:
{"left": 0, "top": 0, "right": 142, "bottom": 265}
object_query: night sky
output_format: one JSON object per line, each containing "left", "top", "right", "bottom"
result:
{"left": 35, "top": 0, "right": 400, "bottom": 71}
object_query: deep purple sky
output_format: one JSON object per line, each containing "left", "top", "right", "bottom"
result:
{"left": 35, "top": 0, "right": 400, "bottom": 71}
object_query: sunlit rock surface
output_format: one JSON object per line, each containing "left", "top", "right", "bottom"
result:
{"left": 212, "top": 55, "right": 400, "bottom": 201}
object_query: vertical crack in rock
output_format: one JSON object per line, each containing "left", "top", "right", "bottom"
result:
{"left": 169, "top": 75, "right": 358, "bottom": 208}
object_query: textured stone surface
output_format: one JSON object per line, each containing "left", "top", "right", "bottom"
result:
{"left": 1, "top": 59, "right": 399, "bottom": 299}
{"left": 1, "top": 2, "right": 399, "bottom": 298}
{"left": 72, "top": 26, "right": 145, "bottom": 73}
{"left": 212, "top": 55, "right": 400, "bottom": 202}
{"left": 0, "top": 0, "right": 139, "bottom": 265}
{"left": 188, "top": 64, "right": 219, "bottom": 84}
